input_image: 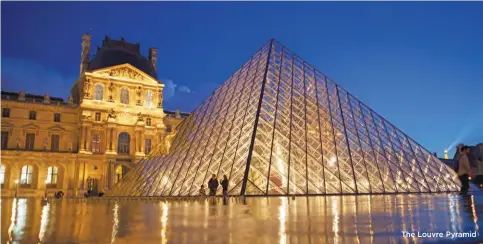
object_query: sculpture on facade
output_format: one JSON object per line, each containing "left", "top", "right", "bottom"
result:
{"left": 43, "top": 138, "right": 49, "bottom": 150}
{"left": 16, "top": 136, "right": 22, "bottom": 149}
{"left": 18, "top": 91, "right": 25, "bottom": 101}
{"left": 137, "top": 112, "right": 144, "bottom": 122}
{"left": 84, "top": 78, "right": 91, "bottom": 98}
{"left": 164, "top": 129, "right": 177, "bottom": 154}
{"left": 108, "top": 109, "right": 117, "bottom": 119}
{"left": 136, "top": 86, "right": 143, "bottom": 105}
{"left": 43, "top": 94, "right": 51, "bottom": 104}
{"left": 68, "top": 96, "right": 74, "bottom": 104}
{"left": 157, "top": 89, "right": 163, "bottom": 108}
{"left": 108, "top": 82, "right": 116, "bottom": 102}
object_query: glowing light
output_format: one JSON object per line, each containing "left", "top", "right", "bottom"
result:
{"left": 8, "top": 198, "right": 17, "bottom": 242}
{"left": 331, "top": 197, "right": 339, "bottom": 244}
{"left": 38, "top": 203, "right": 50, "bottom": 242}
{"left": 279, "top": 197, "right": 287, "bottom": 244}
{"left": 161, "top": 202, "right": 169, "bottom": 244}
{"left": 14, "top": 180, "right": 19, "bottom": 184}
{"left": 111, "top": 202, "right": 119, "bottom": 244}
{"left": 328, "top": 156, "right": 337, "bottom": 167}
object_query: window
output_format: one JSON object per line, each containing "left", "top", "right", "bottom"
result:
{"left": 92, "top": 134, "right": 101, "bottom": 153}
{"left": 117, "top": 132, "right": 130, "bottom": 154}
{"left": 2, "top": 108, "right": 10, "bottom": 117}
{"left": 54, "top": 113, "right": 61, "bottom": 122}
{"left": 95, "top": 112, "right": 101, "bottom": 122}
{"left": 29, "top": 111, "right": 36, "bottom": 120}
{"left": 20, "top": 165, "right": 33, "bottom": 187}
{"left": 25, "top": 133, "right": 35, "bottom": 150}
{"left": 46, "top": 166, "right": 58, "bottom": 188}
{"left": 166, "top": 125, "right": 172, "bottom": 133}
{"left": 94, "top": 84, "right": 104, "bottom": 101}
{"left": 50, "top": 134, "right": 60, "bottom": 152}
{"left": 146, "top": 118, "right": 151, "bottom": 126}
{"left": 0, "top": 164, "right": 5, "bottom": 187}
{"left": 120, "top": 88, "right": 129, "bottom": 104}
{"left": 144, "top": 90, "right": 153, "bottom": 108}
{"left": 1, "top": 131, "right": 8, "bottom": 149}
{"left": 145, "top": 138, "right": 152, "bottom": 154}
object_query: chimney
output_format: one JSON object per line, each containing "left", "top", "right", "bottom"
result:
{"left": 80, "top": 33, "right": 92, "bottom": 76}
{"left": 149, "top": 48, "right": 158, "bottom": 72}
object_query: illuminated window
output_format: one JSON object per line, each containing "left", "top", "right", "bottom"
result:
{"left": 20, "top": 165, "right": 33, "bottom": 187}
{"left": 94, "top": 84, "right": 104, "bottom": 101}
{"left": 46, "top": 166, "right": 58, "bottom": 188}
{"left": 115, "top": 165, "right": 124, "bottom": 183}
{"left": 144, "top": 90, "right": 153, "bottom": 108}
{"left": 50, "top": 134, "right": 60, "bottom": 152}
{"left": 0, "top": 164, "right": 5, "bottom": 187}
{"left": 145, "top": 138, "right": 152, "bottom": 154}
{"left": 117, "top": 133, "right": 130, "bottom": 154}
{"left": 25, "top": 133, "right": 35, "bottom": 150}
{"left": 95, "top": 112, "right": 101, "bottom": 121}
{"left": 120, "top": 88, "right": 129, "bottom": 104}
{"left": 92, "top": 134, "right": 101, "bottom": 153}
{"left": 146, "top": 118, "right": 151, "bottom": 126}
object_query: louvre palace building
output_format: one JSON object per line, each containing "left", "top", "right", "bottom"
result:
{"left": 1, "top": 34, "right": 188, "bottom": 197}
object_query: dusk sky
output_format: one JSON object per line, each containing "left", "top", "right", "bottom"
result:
{"left": 2, "top": 2, "right": 482, "bottom": 156}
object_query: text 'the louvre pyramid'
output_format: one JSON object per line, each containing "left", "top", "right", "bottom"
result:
{"left": 109, "top": 40, "right": 460, "bottom": 196}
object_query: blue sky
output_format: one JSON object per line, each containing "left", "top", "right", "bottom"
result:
{"left": 2, "top": 2, "right": 482, "bottom": 156}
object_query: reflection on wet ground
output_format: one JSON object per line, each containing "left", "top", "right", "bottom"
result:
{"left": 1, "top": 193, "right": 483, "bottom": 243}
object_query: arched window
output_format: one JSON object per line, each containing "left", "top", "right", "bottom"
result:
{"left": 144, "top": 90, "right": 153, "bottom": 108}
{"left": 20, "top": 165, "right": 33, "bottom": 187}
{"left": 94, "top": 84, "right": 104, "bottom": 101}
{"left": 120, "top": 88, "right": 129, "bottom": 104}
{"left": 0, "top": 164, "right": 5, "bottom": 187}
{"left": 46, "top": 166, "right": 58, "bottom": 188}
{"left": 117, "top": 133, "right": 130, "bottom": 154}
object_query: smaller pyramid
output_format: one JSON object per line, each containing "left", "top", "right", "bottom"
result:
{"left": 108, "top": 40, "right": 460, "bottom": 197}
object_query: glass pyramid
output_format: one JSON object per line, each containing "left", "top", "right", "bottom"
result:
{"left": 108, "top": 40, "right": 460, "bottom": 196}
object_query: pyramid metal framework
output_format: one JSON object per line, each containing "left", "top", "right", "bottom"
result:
{"left": 109, "top": 40, "right": 460, "bottom": 196}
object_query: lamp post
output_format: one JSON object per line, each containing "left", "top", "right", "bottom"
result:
{"left": 14, "top": 179, "right": 19, "bottom": 198}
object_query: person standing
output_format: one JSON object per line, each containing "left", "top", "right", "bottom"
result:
{"left": 199, "top": 184, "right": 206, "bottom": 197}
{"left": 458, "top": 145, "right": 471, "bottom": 195}
{"left": 220, "top": 175, "right": 229, "bottom": 198}
{"left": 208, "top": 174, "right": 219, "bottom": 197}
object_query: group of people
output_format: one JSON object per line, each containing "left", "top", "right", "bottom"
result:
{"left": 199, "top": 174, "right": 229, "bottom": 198}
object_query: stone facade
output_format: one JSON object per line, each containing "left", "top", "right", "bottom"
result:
{"left": 0, "top": 34, "right": 188, "bottom": 197}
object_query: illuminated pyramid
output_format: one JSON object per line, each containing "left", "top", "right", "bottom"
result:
{"left": 108, "top": 40, "right": 460, "bottom": 196}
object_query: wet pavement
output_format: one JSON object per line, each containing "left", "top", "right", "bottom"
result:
{"left": 1, "top": 193, "right": 483, "bottom": 244}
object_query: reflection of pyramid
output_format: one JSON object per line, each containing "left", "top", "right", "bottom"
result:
{"left": 109, "top": 40, "right": 460, "bottom": 196}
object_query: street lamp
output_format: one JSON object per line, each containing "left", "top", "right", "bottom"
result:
{"left": 14, "top": 179, "right": 19, "bottom": 198}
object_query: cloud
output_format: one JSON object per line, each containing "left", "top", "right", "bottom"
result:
{"left": 162, "top": 79, "right": 192, "bottom": 101}
{"left": 1, "top": 57, "right": 76, "bottom": 100}
{"left": 177, "top": 85, "right": 191, "bottom": 93}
